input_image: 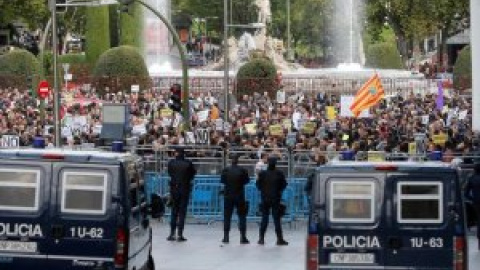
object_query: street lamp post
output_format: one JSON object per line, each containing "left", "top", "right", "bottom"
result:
{"left": 286, "top": 0, "right": 293, "bottom": 61}
{"left": 223, "top": 0, "right": 229, "bottom": 123}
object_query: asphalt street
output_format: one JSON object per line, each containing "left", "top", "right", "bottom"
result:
{"left": 150, "top": 220, "right": 480, "bottom": 270}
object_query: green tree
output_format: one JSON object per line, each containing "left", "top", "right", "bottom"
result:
{"left": 0, "top": 0, "right": 48, "bottom": 29}
{"left": 365, "top": 42, "right": 404, "bottom": 69}
{"left": 236, "top": 58, "right": 278, "bottom": 99}
{"left": 119, "top": 3, "right": 143, "bottom": 47}
{"left": 92, "top": 45, "right": 150, "bottom": 94}
{"left": 366, "top": 0, "right": 469, "bottom": 64}
{"left": 453, "top": 46, "right": 471, "bottom": 90}
{"left": 85, "top": 6, "right": 111, "bottom": 67}
{"left": 0, "top": 49, "right": 41, "bottom": 90}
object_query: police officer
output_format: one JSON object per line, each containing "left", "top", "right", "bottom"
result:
{"left": 466, "top": 163, "right": 480, "bottom": 249}
{"left": 256, "top": 157, "right": 288, "bottom": 245}
{"left": 167, "top": 147, "right": 196, "bottom": 242}
{"left": 221, "top": 155, "right": 250, "bottom": 244}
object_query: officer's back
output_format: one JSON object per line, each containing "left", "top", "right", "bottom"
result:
{"left": 257, "top": 158, "right": 287, "bottom": 201}
{"left": 221, "top": 160, "right": 250, "bottom": 199}
{"left": 168, "top": 149, "right": 196, "bottom": 193}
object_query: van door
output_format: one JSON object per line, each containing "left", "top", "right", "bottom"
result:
{"left": 317, "top": 172, "right": 386, "bottom": 269}
{"left": 0, "top": 162, "right": 50, "bottom": 270}
{"left": 48, "top": 163, "right": 118, "bottom": 269}
{"left": 385, "top": 173, "right": 453, "bottom": 269}
{"left": 125, "top": 160, "right": 152, "bottom": 270}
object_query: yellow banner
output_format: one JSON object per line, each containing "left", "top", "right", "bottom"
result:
{"left": 408, "top": 143, "right": 417, "bottom": 155}
{"left": 245, "top": 123, "right": 257, "bottom": 135}
{"left": 326, "top": 106, "right": 337, "bottom": 120}
{"left": 302, "top": 121, "right": 316, "bottom": 134}
{"left": 160, "top": 108, "right": 173, "bottom": 117}
{"left": 433, "top": 133, "right": 448, "bottom": 146}
{"left": 368, "top": 151, "right": 386, "bottom": 162}
{"left": 269, "top": 124, "right": 283, "bottom": 136}
{"left": 282, "top": 119, "right": 292, "bottom": 131}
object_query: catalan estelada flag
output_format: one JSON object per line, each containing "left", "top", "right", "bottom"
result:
{"left": 350, "top": 73, "right": 384, "bottom": 117}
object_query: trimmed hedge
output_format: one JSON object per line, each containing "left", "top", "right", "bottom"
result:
{"left": 119, "top": 2, "right": 143, "bottom": 48}
{"left": 93, "top": 45, "right": 150, "bottom": 94}
{"left": 236, "top": 58, "right": 278, "bottom": 99}
{"left": 365, "top": 42, "right": 404, "bottom": 69}
{"left": 0, "top": 49, "right": 41, "bottom": 90}
{"left": 86, "top": 6, "right": 111, "bottom": 67}
{"left": 453, "top": 46, "right": 471, "bottom": 90}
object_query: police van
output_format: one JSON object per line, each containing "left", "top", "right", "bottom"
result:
{"left": 0, "top": 147, "right": 157, "bottom": 270}
{"left": 306, "top": 161, "right": 468, "bottom": 270}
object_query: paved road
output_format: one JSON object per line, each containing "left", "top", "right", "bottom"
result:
{"left": 151, "top": 221, "right": 480, "bottom": 270}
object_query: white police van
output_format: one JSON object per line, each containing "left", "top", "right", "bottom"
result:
{"left": 306, "top": 161, "right": 468, "bottom": 270}
{"left": 0, "top": 146, "right": 157, "bottom": 270}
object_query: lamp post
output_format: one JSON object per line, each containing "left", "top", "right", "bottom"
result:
{"left": 286, "top": 0, "right": 293, "bottom": 61}
{"left": 472, "top": 0, "right": 480, "bottom": 132}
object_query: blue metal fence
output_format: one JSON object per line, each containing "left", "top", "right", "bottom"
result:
{"left": 145, "top": 171, "right": 308, "bottom": 223}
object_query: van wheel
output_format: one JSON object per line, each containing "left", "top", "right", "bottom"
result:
{"left": 147, "top": 255, "right": 155, "bottom": 270}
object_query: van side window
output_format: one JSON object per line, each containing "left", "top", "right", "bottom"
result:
{"left": 329, "top": 180, "right": 376, "bottom": 223}
{"left": 397, "top": 182, "right": 443, "bottom": 224}
{"left": 128, "top": 161, "right": 146, "bottom": 216}
{"left": 0, "top": 169, "right": 40, "bottom": 211}
{"left": 61, "top": 172, "right": 108, "bottom": 215}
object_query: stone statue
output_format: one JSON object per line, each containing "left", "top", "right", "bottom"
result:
{"left": 255, "top": 0, "right": 272, "bottom": 25}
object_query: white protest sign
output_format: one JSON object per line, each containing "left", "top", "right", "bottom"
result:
{"left": 459, "top": 110, "right": 468, "bottom": 120}
{"left": 0, "top": 135, "right": 20, "bottom": 148}
{"left": 340, "top": 96, "right": 369, "bottom": 118}
{"left": 422, "top": 115, "right": 430, "bottom": 125}
{"left": 185, "top": 132, "right": 196, "bottom": 144}
{"left": 215, "top": 119, "right": 224, "bottom": 131}
{"left": 276, "top": 90, "right": 286, "bottom": 104}
{"left": 197, "top": 110, "right": 210, "bottom": 122}
{"left": 132, "top": 124, "right": 147, "bottom": 135}
{"left": 92, "top": 124, "right": 102, "bottom": 135}
{"left": 131, "top": 85, "right": 140, "bottom": 93}
{"left": 195, "top": 129, "right": 210, "bottom": 145}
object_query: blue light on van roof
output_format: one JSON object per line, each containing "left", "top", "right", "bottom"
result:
{"left": 112, "top": 141, "right": 124, "bottom": 153}
{"left": 32, "top": 137, "right": 46, "bottom": 149}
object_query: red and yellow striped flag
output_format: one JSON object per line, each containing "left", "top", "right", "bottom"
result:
{"left": 350, "top": 73, "right": 384, "bottom": 117}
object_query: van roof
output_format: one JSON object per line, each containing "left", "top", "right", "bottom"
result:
{"left": 0, "top": 148, "right": 134, "bottom": 164}
{"left": 320, "top": 161, "right": 456, "bottom": 173}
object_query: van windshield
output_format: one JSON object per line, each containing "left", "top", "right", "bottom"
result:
{"left": 328, "top": 180, "right": 377, "bottom": 223}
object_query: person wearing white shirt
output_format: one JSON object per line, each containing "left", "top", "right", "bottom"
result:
{"left": 292, "top": 108, "right": 301, "bottom": 130}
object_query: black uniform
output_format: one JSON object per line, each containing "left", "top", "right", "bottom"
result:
{"left": 220, "top": 159, "right": 250, "bottom": 244}
{"left": 256, "top": 157, "right": 288, "bottom": 245}
{"left": 167, "top": 149, "right": 196, "bottom": 241}
{"left": 465, "top": 164, "right": 480, "bottom": 248}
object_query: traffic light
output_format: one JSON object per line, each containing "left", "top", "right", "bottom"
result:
{"left": 56, "top": 0, "right": 67, "bottom": 13}
{"left": 118, "top": 0, "right": 135, "bottom": 14}
{"left": 168, "top": 84, "right": 182, "bottom": 112}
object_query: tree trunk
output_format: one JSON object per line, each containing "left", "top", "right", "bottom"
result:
{"left": 438, "top": 28, "right": 448, "bottom": 69}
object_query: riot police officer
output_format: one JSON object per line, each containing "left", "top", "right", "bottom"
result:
{"left": 256, "top": 157, "right": 288, "bottom": 245}
{"left": 220, "top": 155, "right": 250, "bottom": 244}
{"left": 167, "top": 147, "right": 196, "bottom": 242}
{"left": 466, "top": 163, "right": 480, "bottom": 249}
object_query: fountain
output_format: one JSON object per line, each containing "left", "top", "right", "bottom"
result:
{"left": 143, "top": 0, "right": 181, "bottom": 73}
{"left": 149, "top": 0, "right": 423, "bottom": 82}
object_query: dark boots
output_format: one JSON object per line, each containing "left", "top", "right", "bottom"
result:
{"left": 258, "top": 231, "right": 265, "bottom": 245}
{"left": 276, "top": 230, "right": 288, "bottom": 246}
{"left": 240, "top": 231, "right": 249, "bottom": 244}
{"left": 222, "top": 232, "right": 229, "bottom": 244}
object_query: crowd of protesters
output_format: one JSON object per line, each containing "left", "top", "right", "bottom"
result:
{"left": 0, "top": 82, "right": 478, "bottom": 163}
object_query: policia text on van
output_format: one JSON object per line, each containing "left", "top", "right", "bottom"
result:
{"left": 306, "top": 161, "right": 468, "bottom": 270}
{"left": 0, "top": 148, "right": 162, "bottom": 270}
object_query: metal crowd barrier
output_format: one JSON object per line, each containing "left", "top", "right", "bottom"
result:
{"left": 145, "top": 172, "right": 309, "bottom": 224}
